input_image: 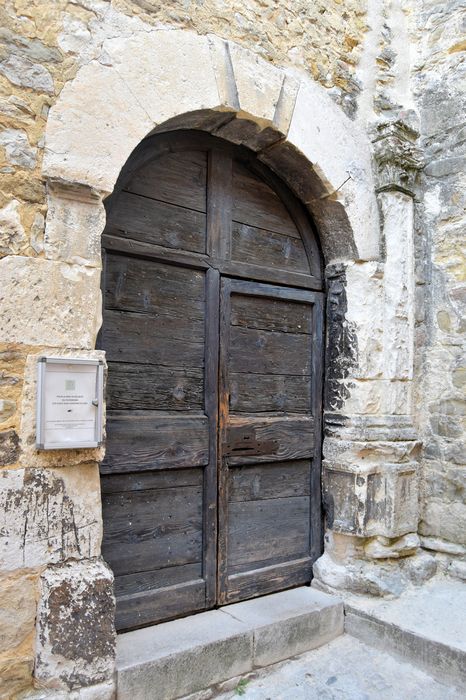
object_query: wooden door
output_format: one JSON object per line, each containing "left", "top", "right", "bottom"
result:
{"left": 98, "top": 131, "right": 323, "bottom": 632}
{"left": 218, "top": 280, "right": 323, "bottom": 603}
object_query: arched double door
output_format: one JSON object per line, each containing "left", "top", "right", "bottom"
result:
{"left": 99, "top": 131, "right": 324, "bottom": 631}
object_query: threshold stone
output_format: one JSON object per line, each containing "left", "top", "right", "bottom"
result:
{"left": 116, "top": 587, "right": 343, "bottom": 700}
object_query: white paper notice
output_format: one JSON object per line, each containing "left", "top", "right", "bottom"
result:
{"left": 42, "top": 363, "right": 98, "bottom": 446}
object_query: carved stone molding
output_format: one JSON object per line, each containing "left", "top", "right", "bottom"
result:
{"left": 372, "top": 119, "right": 423, "bottom": 197}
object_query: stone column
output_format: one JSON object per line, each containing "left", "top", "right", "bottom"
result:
{"left": 314, "top": 119, "right": 437, "bottom": 596}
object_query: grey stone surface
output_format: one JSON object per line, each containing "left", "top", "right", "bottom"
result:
{"left": 344, "top": 577, "right": 466, "bottom": 689}
{"left": 0, "top": 53, "right": 54, "bottom": 93}
{"left": 117, "top": 609, "right": 253, "bottom": 700}
{"left": 221, "top": 587, "right": 343, "bottom": 667}
{"left": 214, "top": 634, "right": 463, "bottom": 700}
{"left": 117, "top": 588, "right": 344, "bottom": 700}
{"left": 35, "top": 559, "right": 116, "bottom": 691}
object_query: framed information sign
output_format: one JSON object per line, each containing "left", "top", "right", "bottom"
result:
{"left": 36, "top": 357, "right": 104, "bottom": 450}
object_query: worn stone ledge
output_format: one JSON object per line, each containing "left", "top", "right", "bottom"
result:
{"left": 344, "top": 578, "right": 466, "bottom": 689}
{"left": 116, "top": 587, "right": 343, "bottom": 700}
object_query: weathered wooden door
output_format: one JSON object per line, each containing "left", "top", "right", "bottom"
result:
{"left": 99, "top": 131, "right": 323, "bottom": 631}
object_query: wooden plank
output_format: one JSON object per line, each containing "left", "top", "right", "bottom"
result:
{"left": 106, "top": 362, "right": 204, "bottom": 411}
{"left": 102, "top": 483, "right": 203, "bottom": 576}
{"left": 102, "top": 310, "right": 205, "bottom": 368}
{"left": 125, "top": 150, "right": 207, "bottom": 212}
{"left": 229, "top": 326, "right": 311, "bottom": 376}
{"left": 230, "top": 293, "right": 312, "bottom": 334}
{"left": 232, "top": 160, "right": 299, "bottom": 237}
{"left": 232, "top": 222, "right": 310, "bottom": 274}
{"left": 101, "top": 414, "right": 209, "bottom": 473}
{"left": 115, "top": 579, "right": 206, "bottom": 632}
{"left": 227, "top": 496, "right": 310, "bottom": 572}
{"left": 101, "top": 467, "right": 203, "bottom": 494}
{"left": 203, "top": 267, "right": 220, "bottom": 607}
{"left": 102, "top": 234, "right": 322, "bottom": 291}
{"left": 223, "top": 557, "right": 312, "bottom": 603}
{"left": 207, "top": 149, "right": 232, "bottom": 259}
{"left": 107, "top": 191, "right": 207, "bottom": 254}
{"left": 105, "top": 254, "right": 205, "bottom": 316}
{"left": 102, "top": 233, "right": 211, "bottom": 271}
{"left": 229, "top": 372, "right": 311, "bottom": 413}
{"left": 225, "top": 415, "right": 315, "bottom": 465}
{"left": 228, "top": 460, "right": 311, "bottom": 502}
{"left": 114, "top": 562, "right": 203, "bottom": 597}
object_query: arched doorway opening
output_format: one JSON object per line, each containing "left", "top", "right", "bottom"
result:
{"left": 99, "top": 131, "right": 324, "bottom": 631}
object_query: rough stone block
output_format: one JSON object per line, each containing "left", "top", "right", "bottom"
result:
{"left": 44, "top": 184, "right": 105, "bottom": 267}
{"left": 0, "top": 257, "right": 101, "bottom": 348}
{"left": 0, "top": 466, "right": 102, "bottom": 571}
{"left": 287, "top": 78, "right": 379, "bottom": 262}
{"left": 35, "top": 559, "right": 116, "bottom": 690}
{"left": 323, "top": 461, "right": 419, "bottom": 538}
{"left": 228, "top": 42, "right": 285, "bottom": 124}
{"left": 116, "top": 609, "right": 253, "bottom": 700}
{"left": 43, "top": 30, "right": 223, "bottom": 193}
{"left": 419, "top": 463, "right": 466, "bottom": 545}
{"left": 221, "top": 587, "right": 344, "bottom": 668}
{"left": 0, "top": 654, "right": 34, "bottom": 699}
{"left": 0, "top": 569, "right": 39, "bottom": 653}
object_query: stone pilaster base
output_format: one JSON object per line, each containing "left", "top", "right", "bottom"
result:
{"left": 313, "top": 531, "right": 437, "bottom": 597}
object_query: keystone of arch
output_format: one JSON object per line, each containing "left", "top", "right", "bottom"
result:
{"left": 43, "top": 28, "right": 379, "bottom": 262}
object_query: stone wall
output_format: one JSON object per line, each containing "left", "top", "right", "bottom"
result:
{"left": 0, "top": 3, "right": 370, "bottom": 697}
{"left": 408, "top": 0, "right": 466, "bottom": 577}
{"left": 0, "top": 0, "right": 464, "bottom": 697}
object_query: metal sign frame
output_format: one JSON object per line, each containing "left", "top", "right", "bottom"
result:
{"left": 36, "top": 357, "right": 104, "bottom": 450}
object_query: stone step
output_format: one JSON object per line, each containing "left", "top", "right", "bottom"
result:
{"left": 343, "top": 578, "right": 466, "bottom": 690}
{"left": 116, "top": 587, "right": 344, "bottom": 700}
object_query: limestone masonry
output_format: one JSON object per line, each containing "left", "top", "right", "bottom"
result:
{"left": 0, "top": 0, "right": 464, "bottom": 698}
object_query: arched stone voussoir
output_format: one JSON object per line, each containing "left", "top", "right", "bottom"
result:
{"left": 43, "top": 24, "right": 379, "bottom": 262}
{"left": 281, "top": 78, "right": 380, "bottom": 262}
{"left": 43, "top": 30, "right": 227, "bottom": 194}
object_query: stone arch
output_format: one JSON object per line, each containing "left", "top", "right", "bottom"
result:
{"left": 42, "top": 29, "right": 380, "bottom": 265}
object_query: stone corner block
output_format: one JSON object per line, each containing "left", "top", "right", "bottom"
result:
{"left": 0, "top": 256, "right": 101, "bottom": 348}
{"left": 35, "top": 558, "right": 116, "bottom": 691}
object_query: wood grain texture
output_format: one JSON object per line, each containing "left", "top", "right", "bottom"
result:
{"left": 228, "top": 460, "right": 311, "bottom": 502}
{"left": 232, "top": 221, "right": 310, "bottom": 274}
{"left": 102, "top": 414, "right": 209, "bottom": 473}
{"left": 106, "top": 362, "right": 204, "bottom": 411}
{"left": 125, "top": 150, "right": 207, "bottom": 212}
{"left": 229, "top": 372, "right": 311, "bottom": 413}
{"left": 227, "top": 496, "right": 310, "bottom": 572}
{"left": 102, "top": 483, "right": 203, "bottom": 576}
{"left": 230, "top": 293, "right": 313, "bottom": 334}
{"left": 115, "top": 579, "right": 206, "bottom": 632}
{"left": 102, "top": 310, "right": 205, "bottom": 368}
{"left": 224, "top": 557, "right": 313, "bottom": 603}
{"left": 229, "top": 326, "right": 311, "bottom": 376}
{"left": 105, "top": 253, "right": 205, "bottom": 316}
{"left": 107, "top": 190, "right": 207, "bottom": 253}
{"left": 232, "top": 160, "right": 299, "bottom": 237}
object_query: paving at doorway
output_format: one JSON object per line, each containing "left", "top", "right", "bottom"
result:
{"left": 213, "top": 634, "right": 463, "bottom": 700}
{"left": 116, "top": 579, "right": 466, "bottom": 700}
